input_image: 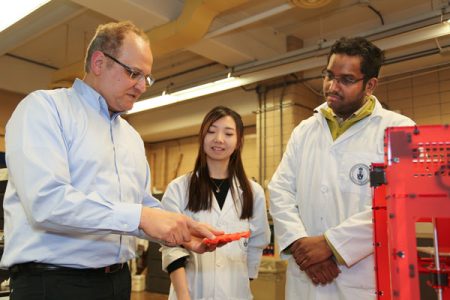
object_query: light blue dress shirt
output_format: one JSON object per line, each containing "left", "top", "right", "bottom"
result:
{"left": 1, "top": 79, "right": 161, "bottom": 269}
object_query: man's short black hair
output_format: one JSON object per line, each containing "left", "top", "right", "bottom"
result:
{"left": 327, "top": 37, "right": 384, "bottom": 79}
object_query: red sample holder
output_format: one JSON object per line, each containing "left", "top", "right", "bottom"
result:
{"left": 203, "top": 231, "right": 250, "bottom": 245}
{"left": 371, "top": 125, "right": 450, "bottom": 299}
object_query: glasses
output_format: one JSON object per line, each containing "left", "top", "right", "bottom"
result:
{"left": 103, "top": 52, "right": 155, "bottom": 87}
{"left": 321, "top": 69, "right": 365, "bottom": 87}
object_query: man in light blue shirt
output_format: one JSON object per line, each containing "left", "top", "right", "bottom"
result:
{"left": 1, "top": 21, "right": 221, "bottom": 300}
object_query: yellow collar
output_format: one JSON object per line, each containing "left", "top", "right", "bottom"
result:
{"left": 320, "top": 96, "right": 375, "bottom": 140}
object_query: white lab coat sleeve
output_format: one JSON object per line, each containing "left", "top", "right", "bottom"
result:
{"left": 247, "top": 183, "right": 271, "bottom": 278}
{"left": 268, "top": 125, "right": 308, "bottom": 258}
{"left": 160, "top": 177, "right": 190, "bottom": 271}
{"left": 325, "top": 209, "right": 373, "bottom": 267}
{"left": 160, "top": 244, "right": 190, "bottom": 272}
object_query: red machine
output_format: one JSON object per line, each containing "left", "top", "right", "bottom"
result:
{"left": 371, "top": 125, "right": 450, "bottom": 300}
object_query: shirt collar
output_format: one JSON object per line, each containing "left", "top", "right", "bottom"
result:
{"left": 72, "top": 79, "right": 122, "bottom": 120}
{"left": 321, "top": 95, "right": 375, "bottom": 125}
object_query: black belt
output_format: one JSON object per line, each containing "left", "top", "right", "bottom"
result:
{"left": 9, "top": 262, "right": 126, "bottom": 274}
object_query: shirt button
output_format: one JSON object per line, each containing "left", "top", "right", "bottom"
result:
{"left": 321, "top": 186, "right": 328, "bottom": 193}
{"left": 123, "top": 223, "right": 129, "bottom": 229}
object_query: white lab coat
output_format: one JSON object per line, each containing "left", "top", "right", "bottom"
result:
{"left": 161, "top": 174, "right": 270, "bottom": 300}
{"left": 268, "top": 98, "right": 415, "bottom": 300}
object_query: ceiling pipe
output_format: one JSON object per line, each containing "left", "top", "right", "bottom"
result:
{"left": 147, "top": 0, "right": 249, "bottom": 56}
{"left": 289, "top": 0, "right": 332, "bottom": 9}
{"left": 139, "top": 14, "right": 450, "bottom": 102}
{"left": 232, "top": 9, "right": 450, "bottom": 76}
{"left": 204, "top": 0, "right": 344, "bottom": 40}
{"left": 197, "top": 1, "right": 449, "bottom": 77}
{"left": 204, "top": 3, "right": 295, "bottom": 39}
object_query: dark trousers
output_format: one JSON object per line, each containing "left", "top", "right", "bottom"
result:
{"left": 10, "top": 264, "right": 131, "bottom": 300}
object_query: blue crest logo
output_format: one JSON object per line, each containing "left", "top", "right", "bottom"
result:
{"left": 349, "top": 163, "right": 370, "bottom": 185}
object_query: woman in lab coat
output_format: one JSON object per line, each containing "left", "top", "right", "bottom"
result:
{"left": 160, "top": 106, "right": 270, "bottom": 300}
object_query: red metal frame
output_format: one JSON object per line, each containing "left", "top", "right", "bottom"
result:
{"left": 372, "top": 125, "right": 450, "bottom": 300}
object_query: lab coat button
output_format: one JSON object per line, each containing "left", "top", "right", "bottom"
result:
{"left": 321, "top": 186, "right": 328, "bottom": 193}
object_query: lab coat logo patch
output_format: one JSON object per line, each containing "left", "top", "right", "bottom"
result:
{"left": 350, "top": 163, "right": 370, "bottom": 185}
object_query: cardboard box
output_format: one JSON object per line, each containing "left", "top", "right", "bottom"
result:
{"left": 250, "top": 258, "right": 287, "bottom": 300}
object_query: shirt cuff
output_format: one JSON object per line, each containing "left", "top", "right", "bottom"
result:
{"left": 113, "top": 202, "right": 142, "bottom": 232}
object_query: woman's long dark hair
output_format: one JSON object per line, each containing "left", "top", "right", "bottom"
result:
{"left": 187, "top": 106, "right": 254, "bottom": 219}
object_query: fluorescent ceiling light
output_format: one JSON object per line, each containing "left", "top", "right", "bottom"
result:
{"left": 0, "top": 0, "right": 51, "bottom": 32}
{"left": 128, "top": 76, "right": 251, "bottom": 114}
{"left": 126, "top": 55, "right": 326, "bottom": 115}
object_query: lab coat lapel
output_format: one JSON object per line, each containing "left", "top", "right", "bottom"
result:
{"left": 332, "top": 115, "right": 372, "bottom": 145}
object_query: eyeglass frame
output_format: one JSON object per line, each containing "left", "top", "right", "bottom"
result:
{"left": 321, "top": 69, "right": 366, "bottom": 87}
{"left": 102, "top": 52, "right": 155, "bottom": 87}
